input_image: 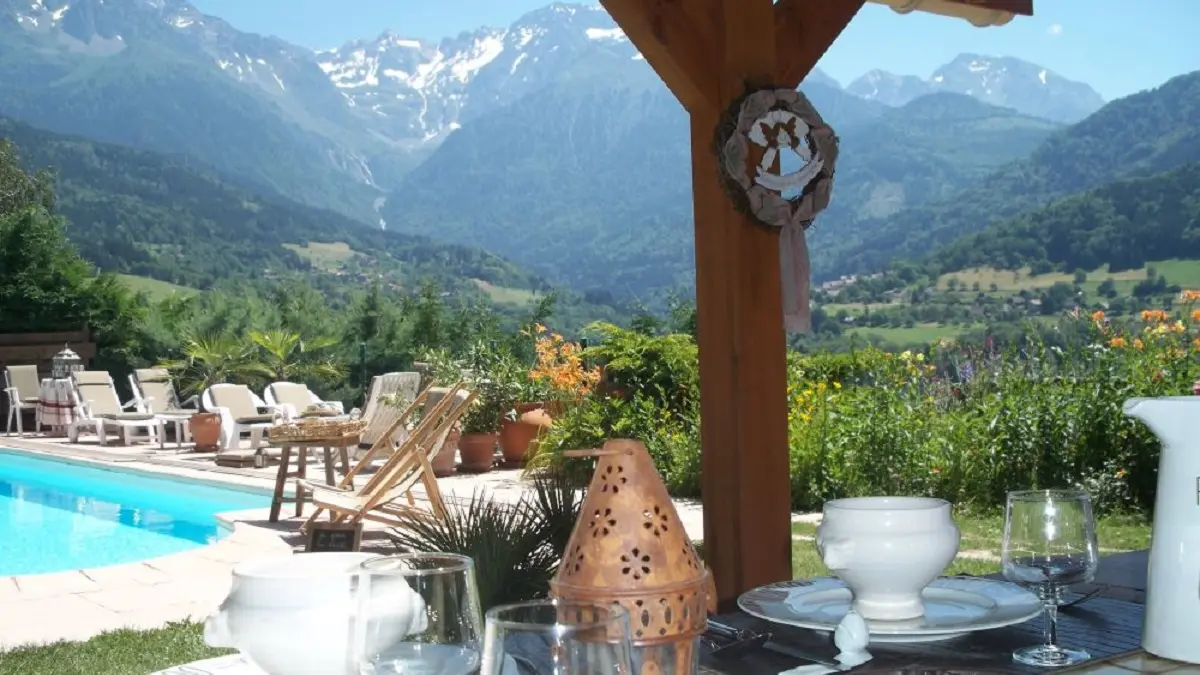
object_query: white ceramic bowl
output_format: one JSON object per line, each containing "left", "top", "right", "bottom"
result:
{"left": 815, "top": 497, "right": 960, "bottom": 621}
{"left": 204, "top": 553, "right": 424, "bottom": 674}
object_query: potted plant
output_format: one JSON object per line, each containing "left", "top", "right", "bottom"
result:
{"left": 158, "top": 332, "right": 259, "bottom": 452}
{"left": 457, "top": 375, "right": 511, "bottom": 473}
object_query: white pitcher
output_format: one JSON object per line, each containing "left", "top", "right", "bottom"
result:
{"left": 1124, "top": 397, "right": 1200, "bottom": 663}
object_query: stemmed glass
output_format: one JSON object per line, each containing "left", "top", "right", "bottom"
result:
{"left": 350, "top": 553, "right": 483, "bottom": 675}
{"left": 480, "top": 599, "right": 634, "bottom": 675}
{"left": 1001, "top": 489, "right": 1099, "bottom": 667}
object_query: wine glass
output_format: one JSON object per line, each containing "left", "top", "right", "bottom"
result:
{"left": 479, "top": 599, "right": 634, "bottom": 675}
{"left": 1001, "top": 489, "right": 1099, "bottom": 667}
{"left": 350, "top": 553, "right": 483, "bottom": 675}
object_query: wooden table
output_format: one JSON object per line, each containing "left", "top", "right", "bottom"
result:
{"left": 268, "top": 436, "right": 359, "bottom": 522}
{"left": 700, "top": 550, "right": 1161, "bottom": 674}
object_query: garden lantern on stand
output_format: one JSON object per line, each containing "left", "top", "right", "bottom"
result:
{"left": 51, "top": 345, "right": 84, "bottom": 380}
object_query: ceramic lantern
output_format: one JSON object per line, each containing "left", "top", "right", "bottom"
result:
{"left": 551, "top": 439, "right": 713, "bottom": 675}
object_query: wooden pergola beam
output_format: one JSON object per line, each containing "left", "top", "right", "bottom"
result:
{"left": 775, "top": 0, "right": 867, "bottom": 88}
{"left": 602, "top": 0, "right": 1032, "bottom": 611}
{"left": 600, "top": 0, "right": 719, "bottom": 112}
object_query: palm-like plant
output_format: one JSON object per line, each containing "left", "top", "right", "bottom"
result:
{"left": 389, "top": 472, "right": 582, "bottom": 611}
{"left": 247, "top": 329, "right": 346, "bottom": 383}
{"left": 158, "top": 332, "right": 261, "bottom": 398}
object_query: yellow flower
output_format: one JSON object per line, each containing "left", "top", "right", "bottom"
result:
{"left": 1172, "top": 320, "right": 1186, "bottom": 333}
{"left": 915, "top": 353, "right": 925, "bottom": 362}
{"left": 1115, "top": 469, "right": 1128, "bottom": 479}
{"left": 1134, "top": 338, "right": 1145, "bottom": 350}
{"left": 1109, "top": 336, "right": 1127, "bottom": 348}
{"left": 833, "top": 382, "right": 842, "bottom": 390}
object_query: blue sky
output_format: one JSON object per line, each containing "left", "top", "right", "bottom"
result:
{"left": 190, "top": 0, "right": 1199, "bottom": 101}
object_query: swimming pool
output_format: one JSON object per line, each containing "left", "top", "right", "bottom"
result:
{"left": 0, "top": 449, "right": 270, "bottom": 575}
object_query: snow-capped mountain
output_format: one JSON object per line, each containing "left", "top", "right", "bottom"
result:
{"left": 313, "top": 4, "right": 652, "bottom": 145}
{"left": 847, "top": 54, "right": 1105, "bottom": 122}
{"left": 0, "top": 0, "right": 1106, "bottom": 227}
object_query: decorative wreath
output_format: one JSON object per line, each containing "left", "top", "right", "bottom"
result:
{"left": 714, "top": 87, "right": 839, "bottom": 231}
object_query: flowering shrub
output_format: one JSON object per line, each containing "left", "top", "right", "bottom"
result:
{"left": 538, "top": 297, "right": 1200, "bottom": 514}
{"left": 526, "top": 324, "right": 600, "bottom": 404}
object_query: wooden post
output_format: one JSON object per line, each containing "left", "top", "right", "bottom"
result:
{"left": 602, "top": 0, "right": 866, "bottom": 609}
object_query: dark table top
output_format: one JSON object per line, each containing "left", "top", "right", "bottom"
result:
{"left": 698, "top": 550, "right": 1150, "bottom": 675}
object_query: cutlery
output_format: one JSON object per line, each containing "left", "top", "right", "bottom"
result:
{"left": 706, "top": 619, "right": 840, "bottom": 668}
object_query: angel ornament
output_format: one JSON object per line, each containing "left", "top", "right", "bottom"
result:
{"left": 717, "top": 88, "right": 839, "bottom": 334}
{"left": 748, "top": 109, "right": 826, "bottom": 197}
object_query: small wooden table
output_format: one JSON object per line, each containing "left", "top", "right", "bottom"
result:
{"left": 268, "top": 435, "right": 360, "bottom": 523}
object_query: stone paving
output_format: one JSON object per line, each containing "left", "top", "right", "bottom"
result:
{"left": 0, "top": 432, "right": 809, "bottom": 649}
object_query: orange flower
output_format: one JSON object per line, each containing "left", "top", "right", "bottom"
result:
{"left": 1109, "top": 336, "right": 1127, "bottom": 348}
{"left": 1192, "top": 309, "right": 1200, "bottom": 323}
{"left": 1133, "top": 338, "right": 1145, "bottom": 350}
{"left": 1091, "top": 310, "right": 1106, "bottom": 322}
{"left": 1141, "top": 309, "right": 1169, "bottom": 323}
{"left": 1193, "top": 336, "right": 1200, "bottom": 352}
{"left": 1181, "top": 289, "right": 1200, "bottom": 302}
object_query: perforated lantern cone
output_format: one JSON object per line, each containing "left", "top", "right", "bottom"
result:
{"left": 551, "top": 439, "right": 710, "bottom": 675}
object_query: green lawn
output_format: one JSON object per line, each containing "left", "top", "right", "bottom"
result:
{"left": 847, "top": 322, "right": 976, "bottom": 344}
{"left": 791, "top": 512, "right": 1150, "bottom": 578}
{"left": 282, "top": 241, "right": 359, "bottom": 271}
{"left": 115, "top": 275, "right": 197, "bottom": 301}
{"left": 472, "top": 279, "right": 538, "bottom": 305}
{"left": 0, "top": 622, "right": 228, "bottom": 675}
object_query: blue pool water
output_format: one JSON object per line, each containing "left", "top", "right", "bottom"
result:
{"left": 0, "top": 450, "right": 270, "bottom": 575}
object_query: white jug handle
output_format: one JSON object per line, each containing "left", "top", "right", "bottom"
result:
{"left": 202, "top": 608, "right": 235, "bottom": 649}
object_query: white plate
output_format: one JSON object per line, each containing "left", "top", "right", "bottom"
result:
{"left": 738, "top": 576, "right": 1042, "bottom": 643}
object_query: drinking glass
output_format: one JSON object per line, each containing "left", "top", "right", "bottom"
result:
{"left": 1001, "top": 489, "right": 1099, "bottom": 667}
{"left": 351, "top": 553, "right": 483, "bottom": 675}
{"left": 480, "top": 599, "right": 634, "bottom": 675}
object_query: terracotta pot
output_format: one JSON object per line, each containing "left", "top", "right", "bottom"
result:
{"left": 432, "top": 428, "right": 459, "bottom": 478}
{"left": 499, "top": 403, "right": 553, "bottom": 467}
{"left": 457, "top": 433, "right": 498, "bottom": 473}
{"left": 190, "top": 412, "right": 222, "bottom": 451}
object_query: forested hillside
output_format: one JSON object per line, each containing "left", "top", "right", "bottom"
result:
{"left": 924, "top": 162, "right": 1200, "bottom": 275}
{"left": 0, "top": 117, "right": 548, "bottom": 296}
{"left": 821, "top": 70, "right": 1200, "bottom": 280}
{"left": 384, "top": 81, "right": 1059, "bottom": 297}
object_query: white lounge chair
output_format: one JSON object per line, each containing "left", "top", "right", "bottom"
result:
{"left": 263, "top": 381, "right": 344, "bottom": 421}
{"left": 202, "top": 383, "right": 281, "bottom": 451}
{"left": 68, "top": 371, "right": 163, "bottom": 446}
{"left": 129, "top": 368, "right": 191, "bottom": 413}
{"left": 359, "top": 372, "right": 421, "bottom": 447}
{"left": 4, "top": 365, "right": 42, "bottom": 436}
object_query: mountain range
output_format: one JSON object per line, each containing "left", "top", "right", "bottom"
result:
{"left": 5, "top": 0, "right": 1168, "bottom": 308}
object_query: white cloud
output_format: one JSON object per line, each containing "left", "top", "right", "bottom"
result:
{"left": 1047, "top": 23, "right": 1064, "bottom": 36}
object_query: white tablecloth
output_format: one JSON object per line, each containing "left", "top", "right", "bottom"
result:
{"left": 35, "top": 378, "right": 78, "bottom": 428}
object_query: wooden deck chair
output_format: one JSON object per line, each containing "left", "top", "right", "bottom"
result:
{"left": 301, "top": 386, "right": 474, "bottom": 533}
{"left": 323, "top": 381, "right": 439, "bottom": 495}
{"left": 299, "top": 382, "right": 463, "bottom": 532}
{"left": 360, "top": 372, "right": 421, "bottom": 447}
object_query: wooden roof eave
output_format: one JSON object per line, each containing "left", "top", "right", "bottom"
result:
{"left": 868, "top": 0, "right": 1033, "bottom": 27}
